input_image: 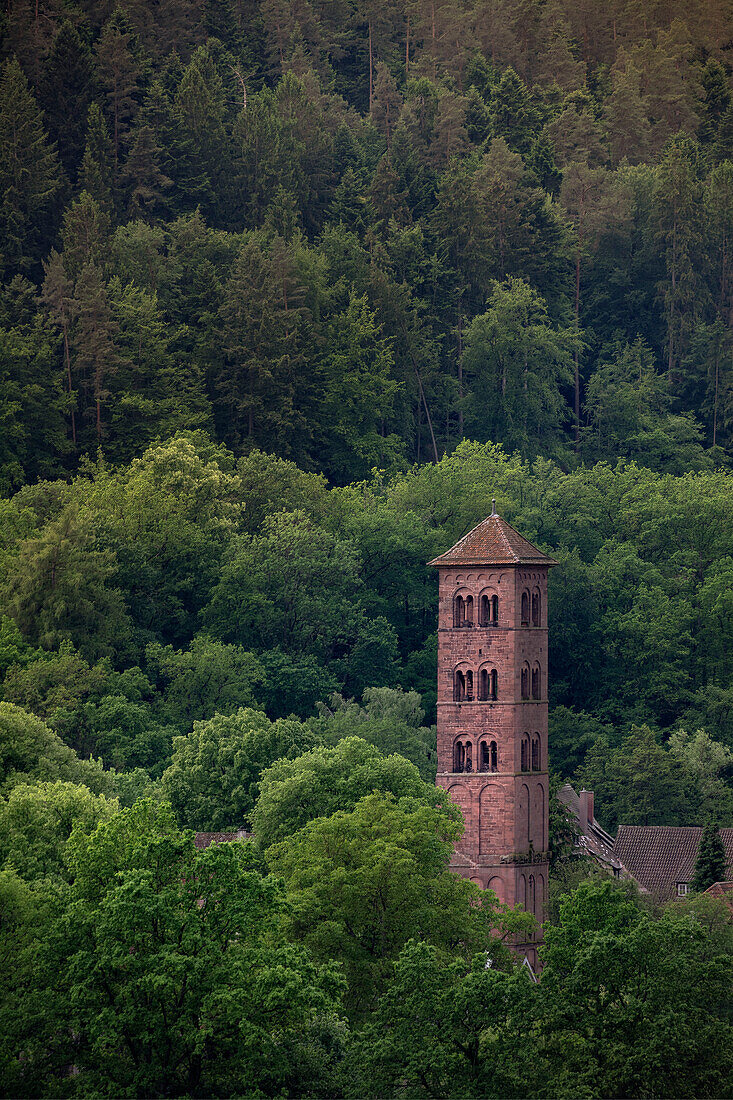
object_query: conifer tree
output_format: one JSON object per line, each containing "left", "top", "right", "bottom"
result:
{"left": 41, "top": 21, "right": 94, "bottom": 185}
{"left": 691, "top": 821, "right": 727, "bottom": 893}
{"left": 71, "top": 263, "right": 119, "bottom": 443}
{"left": 120, "top": 125, "right": 172, "bottom": 221}
{"left": 61, "top": 193, "right": 112, "bottom": 279}
{"left": 96, "top": 10, "right": 146, "bottom": 182}
{"left": 42, "top": 250, "right": 77, "bottom": 447}
{"left": 0, "top": 58, "right": 60, "bottom": 275}
{"left": 81, "top": 104, "right": 116, "bottom": 214}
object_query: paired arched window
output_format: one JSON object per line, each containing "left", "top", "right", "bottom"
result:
{"left": 532, "top": 589, "right": 541, "bottom": 627}
{"left": 479, "top": 739, "right": 498, "bottom": 772}
{"left": 478, "top": 593, "right": 500, "bottom": 626}
{"left": 531, "top": 664, "right": 541, "bottom": 700}
{"left": 478, "top": 668, "right": 498, "bottom": 701}
{"left": 454, "top": 594, "right": 473, "bottom": 627}
{"left": 521, "top": 734, "right": 530, "bottom": 772}
{"left": 531, "top": 735, "right": 540, "bottom": 771}
{"left": 521, "top": 663, "right": 530, "bottom": 700}
{"left": 521, "top": 590, "right": 530, "bottom": 626}
{"left": 453, "top": 739, "right": 473, "bottom": 773}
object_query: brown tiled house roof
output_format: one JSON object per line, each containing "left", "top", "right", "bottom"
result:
{"left": 194, "top": 829, "right": 251, "bottom": 850}
{"left": 428, "top": 512, "right": 558, "bottom": 568}
{"left": 705, "top": 881, "right": 733, "bottom": 902}
{"left": 613, "top": 826, "right": 733, "bottom": 900}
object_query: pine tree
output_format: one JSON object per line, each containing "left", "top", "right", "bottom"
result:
{"left": 41, "top": 21, "right": 95, "bottom": 185}
{"left": 691, "top": 822, "right": 727, "bottom": 893}
{"left": 71, "top": 263, "right": 119, "bottom": 444}
{"left": 0, "top": 58, "right": 61, "bottom": 275}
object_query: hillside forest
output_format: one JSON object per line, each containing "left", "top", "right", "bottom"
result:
{"left": 2, "top": 0, "right": 733, "bottom": 1096}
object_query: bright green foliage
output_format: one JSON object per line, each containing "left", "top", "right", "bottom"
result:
{"left": 310, "top": 688, "right": 437, "bottom": 779}
{"left": 81, "top": 434, "right": 244, "bottom": 647}
{"left": 0, "top": 780, "right": 118, "bottom": 883}
{"left": 162, "top": 707, "right": 316, "bottom": 829}
{"left": 0, "top": 702, "right": 111, "bottom": 797}
{"left": 267, "top": 791, "right": 508, "bottom": 1019}
{"left": 204, "top": 509, "right": 399, "bottom": 691}
{"left": 463, "top": 277, "right": 576, "bottom": 458}
{"left": 14, "top": 800, "right": 346, "bottom": 1098}
{"left": 345, "top": 939, "right": 534, "bottom": 1098}
{"left": 583, "top": 337, "right": 709, "bottom": 472}
{"left": 691, "top": 820, "right": 727, "bottom": 892}
{"left": 252, "top": 736, "right": 448, "bottom": 849}
{"left": 316, "top": 292, "right": 403, "bottom": 483}
{"left": 535, "top": 881, "right": 733, "bottom": 1098}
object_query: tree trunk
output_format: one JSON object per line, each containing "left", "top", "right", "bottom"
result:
{"left": 368, "top": 19, "right": 373, "bottom": 114}
{"left": 574, "top": 245, "right": 581, "bottom": 449}
{"left": 457, "top": 308, "right": 464, "bottom": 439}
{"left": 63, "top": 324, "right": 76, "bottom": 446}
{"left": 405, "top": 14, "right": 410, "bottom": 76}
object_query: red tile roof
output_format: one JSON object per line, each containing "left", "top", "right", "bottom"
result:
{"left": 613, "top": 826, "right": 733, "bottom": 900}
{"left": 428, "top": 512, "right": 558, "bottom": 568}
{"left": 703, "top": 881, "right": 733, "bottom": 912}
{"left": 194, "top": 829, "right": 251, "bottom": 850}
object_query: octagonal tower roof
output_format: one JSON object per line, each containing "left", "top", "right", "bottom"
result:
{"left": 428, "top": 505, "right": 558, "bottom": 568}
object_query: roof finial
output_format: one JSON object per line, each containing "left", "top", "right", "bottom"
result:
{"left": 491, "top": 497, "right": 497, "bottom": 516}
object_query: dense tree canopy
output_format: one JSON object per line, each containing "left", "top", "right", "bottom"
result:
{"left": 2, "top": 2, "right": 733, "bottom": 1096}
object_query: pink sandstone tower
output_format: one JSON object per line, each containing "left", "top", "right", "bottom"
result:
{"left": 429, "top": 503, "right": 557, "bottom": 962}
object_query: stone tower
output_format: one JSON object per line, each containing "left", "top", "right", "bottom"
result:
{"left": 429, "top": 506, "right": 557, "bottom": 959}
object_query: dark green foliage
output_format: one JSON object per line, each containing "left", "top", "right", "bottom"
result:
{"left": 691, "top": 821, "right": 727, "bottom": 892}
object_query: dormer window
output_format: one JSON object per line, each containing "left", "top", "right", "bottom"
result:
{"left": 677, "top": 883, "right": 689, "bottom": 897}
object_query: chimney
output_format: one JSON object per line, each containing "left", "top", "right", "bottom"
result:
{"left": 579, "top": 789, "right": 594, "bottom": 834}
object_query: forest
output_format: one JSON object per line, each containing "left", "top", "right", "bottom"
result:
{"left": 2, "top": 0, "right": 733, "bottom": 1095}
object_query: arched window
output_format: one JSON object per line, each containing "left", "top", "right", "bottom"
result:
{"left": 465, "top": 595, "right": 474, "bottom": 625}
{"left": 490, "top": 741, "right": 498, "bottom": 772}
{"left": 479, "top": 594, "right": 489, "bottom": 626}
{"left": 480, "top": 740, "right": 490, "bottom": 772}
{"left": 532, "top": 589, "right": 541, "bottom": 627}
{"left": 532, "top": 735, "right": 540, "bottom": 771}
{"left": 531, "top": 665, "right": 541, "bottom": 700}
{"left": 521, "top": 664, "right": 530, "bottom": 699}
{"left": 453, "top": 740, "right": 465, "bottom": 772}
{"left": 521, "top": 735, "right": 530, "bottom": 772}
{"left": 478, "top": 668, "right": 488, "bottom": 701}
{"left": 491, "top": 594, "right": 499, "bottom": 624}
{"left": 489, "top": 668, "right": 498, "bottom": 701}
{"left": 454, "top": 670, "right": 466, "bottom": 702}
{"left": 453, "top": 594, "right": 465, "bottom": 627}
{"left": 521, "top": 590, "right": 530, "bottom": 626}
{"left": 465, "top": 670, "right": 474, "bottom": 700}
{"left": 465, "top": 742, "right": 473, "bottom": 772}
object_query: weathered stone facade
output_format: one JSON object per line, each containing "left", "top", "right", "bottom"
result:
{"left": 430, "top": 509, "right": 556, "bottom": 965}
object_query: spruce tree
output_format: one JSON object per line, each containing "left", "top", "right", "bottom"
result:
{"left": 41, "top": 22, "right": 94, "bottom": 185}
{"left": 81, "top": 104, "right": 116, "bottom": 214}
{"left": 691, "top": 822, "right": 727, "bottom": 893}
{"left": 0, "top": 58, "right": 61, "bottom": 275}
